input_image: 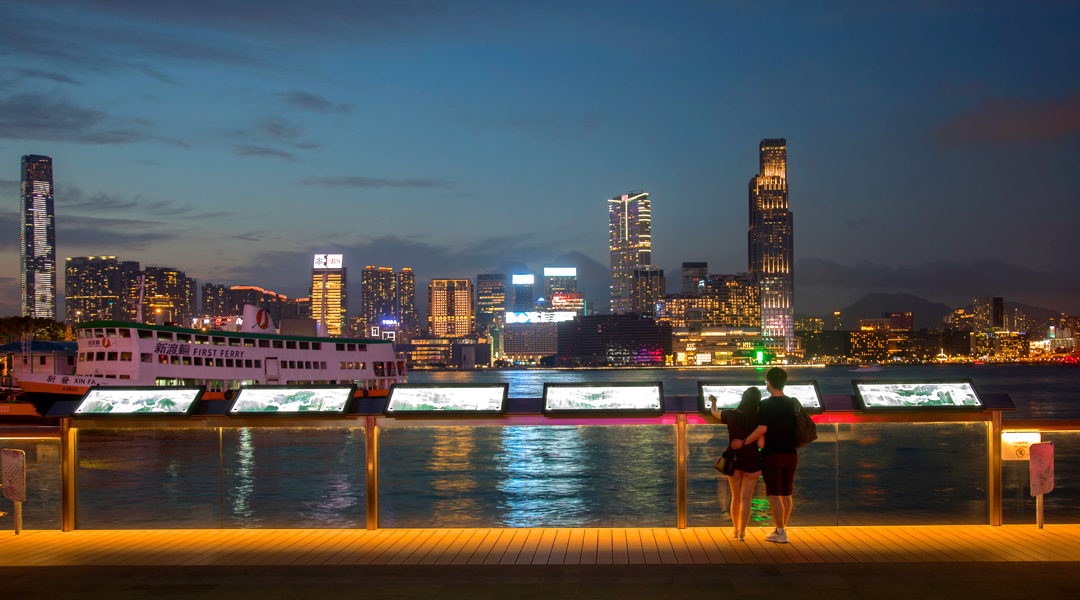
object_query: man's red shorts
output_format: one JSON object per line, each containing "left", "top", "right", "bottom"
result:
{"left": 761, "top": 453, "right": 798, "bottom": 496}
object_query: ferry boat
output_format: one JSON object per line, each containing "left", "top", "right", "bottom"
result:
{"left": 12, "top": 311, "right": 407, "bottom": 414}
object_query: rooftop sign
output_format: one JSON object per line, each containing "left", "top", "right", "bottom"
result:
{"left": 313, "top": 254, "right": 343, "bottom": 269}
{"left": 511, "top": 274, "right": 534, "bottom": 285}
{"left": 543, "top": 267, "right": 577, "bottom": 277}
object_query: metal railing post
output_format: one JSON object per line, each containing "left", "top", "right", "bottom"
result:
{"left": 676, "top": 413, "right": 687, "bottom": 529}
{"left": 60, "top": 418, "right": 77, "bottom": 531}
{"left": 365, "top": 416, "right": 379, "bottom": 530}
{"left": 988, "top": 411, "right": 1002, "bottom": 526}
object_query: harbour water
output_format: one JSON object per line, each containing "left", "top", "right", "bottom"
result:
{"left": 1, "top": 365, "right": 1077, "bottom": 532}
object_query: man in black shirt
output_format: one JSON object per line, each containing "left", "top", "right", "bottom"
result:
{"left": 731, "top": 367, "right": 797, "bottom": 543}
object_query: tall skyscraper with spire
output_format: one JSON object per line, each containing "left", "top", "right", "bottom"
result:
{"left": 609, "top": 191, "right": 651, "bottom": 314}
{"left": 748, "top": 139, "right": 794, "bottom": 350}
{"left": 20, "top": 155, "right": 57, "bottom": 319}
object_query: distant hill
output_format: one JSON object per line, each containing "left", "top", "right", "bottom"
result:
{"left": 832, "top": 293, "right": 954, "bottom": 330}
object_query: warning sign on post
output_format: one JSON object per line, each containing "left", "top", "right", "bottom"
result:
{"left": 1002, "top": 432, "right": 1041, "bottom": 461}
{"left": 1, "top": 449, "right": 26, "bottom": 503}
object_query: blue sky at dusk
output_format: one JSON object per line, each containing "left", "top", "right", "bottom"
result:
{"left": 2, "top": 0, "right": 1078, "bottom": 318}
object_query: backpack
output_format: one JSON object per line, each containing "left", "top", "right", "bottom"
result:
{"left": 793, "top": 399, "right": 817, "bottom": 448}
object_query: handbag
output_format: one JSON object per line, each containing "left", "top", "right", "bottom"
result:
{"left": 714, "top": 446, "right": 737, "bottom": 476}
{"left": 794, "top": 399, "right": 818, "bottom": 448}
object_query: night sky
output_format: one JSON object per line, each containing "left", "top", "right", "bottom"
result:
{"left": 2, "top": 1, "right": 1078, "bottom": 320}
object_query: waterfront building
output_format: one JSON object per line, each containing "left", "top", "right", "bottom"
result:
{"left": 886, "top": 312, "right": 914, "bottom": 331}
{"left": 311, "top": 254, "right": 347, "bottom": 337}
{"left": 543, "top": 267, "right": 578, "bottom": 305}
{"left": 609, "top": 191, "right": 652, "bottom": 314}
{"left": 476, "top": 273, "right": 506, "bottom": 329}
{"left": 138, "top": 266, "right": 197, "bottom": 325}
{"left": 671, "top": 326, "right": 763, "bottom": 365}
{"left": 65, "top": 256, "right": 138, "bottom": 322}
{"left": 20, "top": 154, "right": 57, "bottom": 319}
{"left": 630, "top": 266, "right": 665, "bottom": 317}
{"left": 851, "top": 330, "right": 888, "bottom": 362}
{"left": 557, "top": 314, "right": 670, "bottom": 366}
{"left": 202, "top": 283, "right": 229, "bottom": 317}
{"left": 748, "top": 139, "right": 794, "bottom": 350}
{"left": 974, "top": 296, "right": 1005, "bottom": 333}
{"left": 511, "top": 274, "right": 535, "bottom": 311}
{"left": 945, "top": 307, "right": 976, "bottom": 332}
{"left": 681, "top": 262, "right": 708, "bottom": 295}
{"left": 359, "top": 266, "right": 417, "bottom": 340}
{"left": 503, "top": 322, "right": 558, "bottom": 363}
{"left": 798, "top": 330, "right": 852, "bottom": 361}
{"left": 397, "top": 337, "right": 489, "bottom": 367}
{"left": 701, "top": 274, "right": 761, "bottom": 328}
{"left": 832, "top": 311, "right": 843, "bottom": 331}
{"left": 551, "top": 292, "right": 587, "bottom": 315}
{"left": 794, "top": 316, "right": 825, "bottom": 332}
{"left": 428, "top": 279, "right": 474, "bottom": 338}
{"left": 858, "top": 318, "right": 892, "bottom": 332}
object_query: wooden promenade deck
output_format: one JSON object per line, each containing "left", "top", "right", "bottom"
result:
{"left": 3, "top": 525, "right": 1079, "bottom": 567}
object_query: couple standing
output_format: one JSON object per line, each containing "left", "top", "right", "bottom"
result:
{"left": 708, "top": 367, "right": 798, "bottom": 544}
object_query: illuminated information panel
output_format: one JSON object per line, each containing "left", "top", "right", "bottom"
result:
{"left": 543, "top": 382, "right": 664, "bottom": 415}
{"left": 697, "top": 381, "right": 823, "bottom": 412}
{"left": 230, "top": 385, "right": 355, "bottom": 415}
{"left": 853, "top": 380, "right": 983, "bottom": 411}
{"left": 385, "top": 383, "right": 508, "bottom": 416}
{"left": 74, "top": 386, "right": 204, "bottom": 416}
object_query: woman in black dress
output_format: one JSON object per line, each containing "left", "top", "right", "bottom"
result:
{"left": 709, "top": 388, "right": 763, "bottom": 541}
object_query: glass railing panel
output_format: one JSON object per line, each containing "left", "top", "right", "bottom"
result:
{"left": 687, "top": 424, "right": 838, "bottom": 528}
{"left": 1003, "top": 430, "right": 1080, "bottom": 524}
{"left": 76, "top": 428, "right": 222, "bottom": 529}
{"left": 837, "top": 422, "right": 989, "bottom": 525}
{"left": 0, "top": 438, "right": 61, "bottom": 530}
{"left": 222, "top": 427, "right": 366, "bottom": 528}
{"left": 379, "top": 425, "right": 676, "bottom": 528}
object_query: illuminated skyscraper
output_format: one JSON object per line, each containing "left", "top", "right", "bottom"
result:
{"left": 65, "top": 256, "right": 141, "bottom": 322}
{"left": 511, "top": 274, "right": 536, "bottom": 311}
{"left": 476, "top": 273, "right": 506, "bottom": 329}
{"left": 428, "top": 279, "right": 474, "bottom": 337}
{"left": 974, "top": 296, "right": 1005, "bottom": 333}
{"left": 609, "top": 191, "right": 651, "bottom": 314}
{"left": 543, "top": 267, "right": 578, "bottom": 302}
{"left": 630, "top": 266, "right": 665, "bottom": 317}
{"left": 359, "top": 266, "right": 417, "bottom": 339}
{"left": 136, "top": 266, "right": 197, "bottom": 324}
{"left": 748, "top": 139, "right": 794, "bottom": 350}
{"left": 20, "top": 155, "right": 57, "bottom": 319}
{"left": 311, "top": 253, "right": 348, "bottom": 336}
{"left": 681, "top": 262, "right": 707, "bottom": 295}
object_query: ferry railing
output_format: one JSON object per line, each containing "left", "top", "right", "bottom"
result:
{"left": 7, "top": 394, "right": 1080, "bottom": 531}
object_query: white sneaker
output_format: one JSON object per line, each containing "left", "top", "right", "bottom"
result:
{"left": 732, "top": 528, "right": 739, "bottom": 538}
{"left": 764, "top": 529, "right": 788, "bottom": 543}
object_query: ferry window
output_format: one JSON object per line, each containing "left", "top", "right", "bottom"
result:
{"left": 289, "top": 361, "right": 296, "bottom": 369}
{"left": 244, "top": 339, "right": 255, "bottom": 347}
{"left": 157, "top": 332, "right": 173, "bottom": 341}
{"left": 120, "top": 352, "right": 132, "bottom": 362}
{"left": 141, "top": 353, "right": 152, "bottom": 363}
{"left": 225, "top": 359, "right": 234, "bottom": 368}
{"left": 272, "top": 340, "right": 283, "bottom": 349}
{"left": 119, "top": 375, "right": 130, "bottom": 380}
{"left": 358, "top": 362, "right": 365, "bottom": 370}
{"left": 138, "top": 330, "right": 154, "bottom": 339}
{"left": 182, "top": 357, "right": 192, "bottom": 366}
{"left": 336, "top": 343, "right": 345, "bottom": 351}
{"left": 357, "top": 345, "right": 366, "bottom": 352}
{"left": 106, "top": 328, "right": 117, "bottom": 338}
{"left": 299, "top": 342, "right": 309, "bottom": 350}
{"left": 105, "top": 375, "right": 116, "bottom": 379}
{"left": 244, "top": 359, "right": 252, "bottom": 368}
{"left": 79, "top": 352, "right": 87, "bottom": 361}
{"left": 77, "top": 330, "right": 86, "bottom": 339}
{"left": 397, "top": 362, "right": 405, "bottom": 373}
{"left": 193, "top": 357, "right": 203, "bottom": 366}
{"left": 286, "top": 341, "right": 297, "bottom": 349}
{"left": 387, "top": 362, "right": 395, "bottom": 376}
{"left": 215, "top": 358, "right": 224, "bottom": 367}
{"left": 304, "top": 361, "right": 312, "bottom": 369}
{"left": 119, "top": 329, "right": 131, "bottom": 338}
{"left": 171, "top": 356, "right": 180, "bottom": 365}
{"left": 94, "top": 329, "right": 104, "bottom": 338}
{"left": 176, "top": 334, "right": 191, "bottom": 343}
{"left": 104, "top": 352, "right": 116, "bottom": 361}
{"left": 254, "top": 360, "right": 261, "bottom": 368}
{"left": 212, "top": 337, "right": 225, "bottom": 346}
{"left": 229, "top": 338, "right": 241, "bottom": 347}
{"left": 347, "top": 344, "right": 356, "bottom": 351}
{"left": 259, "top": 340, "right": 270, "bottom": 348}
{"left": 339, "top": 361, "right": 346, "bottom": 369}
{"left": 320, "top": 361, "right": 327, "bottom": 369}
{"left": 374, "top": 362, "right": 385, "bottom": 376}
{"left": 195, "top": 335, "right": 209, "bottom": 344}
{"left": 159, "top": 355, "right": 168, "bottom": 364}
{"left": 96, "top": 352, "right": 106, "bottom": 361}
{"left": 312, "top": 343, "right": 321, "bottom": 350}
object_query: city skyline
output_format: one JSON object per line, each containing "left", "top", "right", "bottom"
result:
{"left": 1, "top": 2, "right": 1078, "bottom": 318}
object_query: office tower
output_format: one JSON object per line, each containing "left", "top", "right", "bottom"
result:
{"left": 66, "top": 257, "right": 124, "bottom": 322}
{"left": 359, "top": 266, "right": 417, "bottom": 339}
{"left": 282, "top": 297, "right": 311, "bottom": 320}
{"left": 551, "top": 292, "right": 587, "bottom": 315}
{"left": 543, "top": 267, "right": 578, "bottom": 303}
{"left": 681, "top": 262, "right": 708, "bottom": 295}
{"left": 428, "top": 279, "right": 474, "bottom": 337}
{"left": 311, "top": 253, "right": 348, "bottom": 336}
{"left": 476, "top": 273, "right": 507, "bottom": 329}
{"left": 630, "top": 266, "right": 665, "bottom": 317}
{"left": 20, "top": 155, "right": 57, "bottom": 319}
{"left": 139, "top": 266, "right": 197, "bottom": 324}
{"left": 748, "top": 139, "right": 794, "bottom": 350}
{"left": 511, "top": 274, "right": 535, "bottom": 311}
{"left": 885, "top": 312, "right": 914, "bottom": 331}
{"left": 202, "top": 283, "right": 230, "bottom": 317}
{"left": 832, "top": 311, "right": 843, "bottom": 331}
{"left": 974, "top": 296, "right": 1005, "bottom": 333}
{"left": 609, "top": 191, "right": 651, "bottom": 314}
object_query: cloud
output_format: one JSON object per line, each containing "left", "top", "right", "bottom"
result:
{"left": 276, "top": 91, "right": 352, "bottom": 115}
{"left": 0, "top": 179, "right": 19, "bottom": 196}
{"left": 935, "top": 94, "right": 1080, "bottom": 146}
{"left": 235, "top": 145, "right": 299, "bottom": 161}
{"left": 0, "top": 91, "right": 150, "bottom": 144}
{"left": 0, "top": 277, "right": 19, "bottom": 318}
{"left": 57, "top": 214, "right": 183, "bottom": 251}
{"left": 299, "top": 176, "right": 454, "bottom": 190}
{"left": 3, "top": 68, "right": 82, "bottom": 86}
{"left": 254, "top": 116, "right": 304, "bottom": 141}
{"left": 58, "top": 187, "right": 235, "bottom": 219}
{"left": 0, "top": 211, "right": 19, "bottom": 250}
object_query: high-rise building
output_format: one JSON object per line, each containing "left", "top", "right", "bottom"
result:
{"left": 701, "top": 274, "right": 761, "bottom": 329}
{"left": 428, "top": 279, "right": 474, "bottom": 337}
{"left": 609, "top": 191, "right": 651, "bottom": 314}
{"left": 974, "top": 296, "right": 1005, "bottom": 333}
{"left": 20, "top": 155, "right": 57, "bottom": 319}
{"left": 476, "top": 273, "right": 507, "bottom": 329}
{"left": 551, "top": 292, "right": 587, "bottom": 315}
{"left": 748, "top": 139, "right": 794, "bottom": 350}
{"left": 311, "top": 253, "right": 348, "bottom": 336}
{"left": 65, "top": 256, "right": 127, "bottom": 322}
{"left": 359, "top": 266, "right": 417, "bottom": 340}
{"left": 202, "top": 283, "right": 230, "bottom": 317}
{"left": 543, "top": 267, "right": 578, "bottom": 304}
{"left": 511, "top": 273, "right": 536, "bottom": 311}
{"left": 630, "top": 266, "right": 665, "bottom": 317}
{"left": 681, "top": 262, "right": 708, "bottom": 295}
{"left": 832, "top": 311, "right": 843, "bottom": 331}
{"left": 396, "top": 268, "right": 417, "bottom": 338}
{"left": 140, "top": 266, "right": 197, "bottom": 324}
{"left": 885, "top": 312, "right": 914, "bottom": 332}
